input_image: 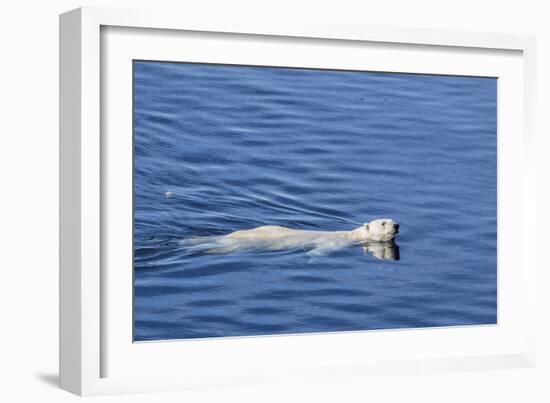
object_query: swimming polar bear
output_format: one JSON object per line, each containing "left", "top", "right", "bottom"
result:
{"left": 181, "top": 218, "right": 399, "bottom": 257}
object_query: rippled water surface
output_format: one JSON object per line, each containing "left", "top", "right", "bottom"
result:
{"left": 133, "top": 61, "right": 497, "bottom": 341}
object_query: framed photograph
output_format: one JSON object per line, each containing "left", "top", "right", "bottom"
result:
{"left": 60, "top": 7, "right": 537, "bottom": 396}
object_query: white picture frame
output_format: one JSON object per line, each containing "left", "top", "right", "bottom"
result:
{"left": 59, "top": 6, "right": 537, "bottom": 396}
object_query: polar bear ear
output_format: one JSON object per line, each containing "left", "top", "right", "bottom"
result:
{"left": 363, "top": 223, "right": 369, "bottom": 231}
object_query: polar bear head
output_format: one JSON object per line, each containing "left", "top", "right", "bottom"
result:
{"left": 361, "top": 218, "right": 399, "bottom": 242}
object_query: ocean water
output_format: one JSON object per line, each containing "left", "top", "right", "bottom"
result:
{"left": 133, "top": 61, "right": 497, "bottom": 342}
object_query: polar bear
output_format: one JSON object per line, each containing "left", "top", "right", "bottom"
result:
{"left": 181, "top": 219, "right": 399, "bottom": 257}
{"left": 226, "top": 218, "right": 399, "bottom": 243}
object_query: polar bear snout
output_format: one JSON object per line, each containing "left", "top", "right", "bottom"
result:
{"left": 393, "top": 223, "right": 400, "bottom": 233}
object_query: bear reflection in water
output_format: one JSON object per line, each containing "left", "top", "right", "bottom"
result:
{"left": 362, "top": 241, "right": 400, "bottom": 261}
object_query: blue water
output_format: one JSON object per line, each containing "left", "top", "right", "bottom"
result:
{"left": 133, "top": 61, "right": 497, "bottom": 342}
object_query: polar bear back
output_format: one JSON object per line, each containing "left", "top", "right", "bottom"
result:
{"left": 226, "top": 225, "right": 299, "bottom": 239}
